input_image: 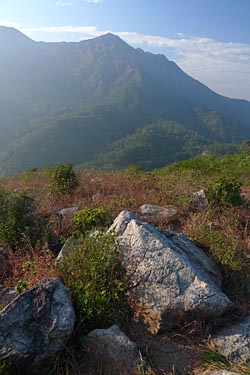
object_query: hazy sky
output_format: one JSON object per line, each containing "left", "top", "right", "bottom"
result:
{"left": 1, "top": 0, "right": 250, "bottom": 101}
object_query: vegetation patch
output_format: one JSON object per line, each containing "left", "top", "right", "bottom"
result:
{"left": 49, "top": 163, "right": 79, "bottom": 195}
{"left": 206, "top": 177, "right": 242, "bottom": 206}
{"left": 71, "top": 207, "right": 109, "bottom": 236}
{"left": 186, "top": 209, "right": 250, "bottom": 298}
{"left": 1, "top": 152, "right": 250, "bottom": 374}
{"left": 60, "top": 233, "right": 126, "bottom": 329}
{"left": 0, "top": 189, "right": 39, "bottom": 249}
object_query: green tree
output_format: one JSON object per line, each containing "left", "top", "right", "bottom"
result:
{"left": 50, "top": 163, "right": 79, "bottom": 195}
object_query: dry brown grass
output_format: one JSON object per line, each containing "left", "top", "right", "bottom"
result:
{"left": 1, "top": 159, "right": 250, "bottom": 375}
{"left": 1, "top": 166, "right": 250, "bottom": 302}
{"left": 2, "top": 239, "right": 60, "bottom": 291}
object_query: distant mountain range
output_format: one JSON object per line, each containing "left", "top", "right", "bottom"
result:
{"left": 0, "top": 26, "right": 250, "bottom": 175}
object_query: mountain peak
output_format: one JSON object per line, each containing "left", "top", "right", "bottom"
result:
{"left": 95, "top": 33, "right": 125, "bottom": 44}
{"left": 0, "top": 26, "right": 34, "bottom": 45}
{"left": 99, "top": 32, "right": 122, "bottom": 40}
{"left": 78, "top": 32, "right": 134, "bottom": 55}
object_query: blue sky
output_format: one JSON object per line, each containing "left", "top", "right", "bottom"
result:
{"left": 1, "top": 0, "right": 250, "bottom": 100}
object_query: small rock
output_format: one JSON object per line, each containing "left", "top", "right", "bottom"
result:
{"left": 0, "top": 278, "right": 75, "bottom": 369}
{"left": 85, "top": 325, "right": 144, "bottom": 375}
{"left": 193, "top": 190, "right": 208, "bottom": 208}
{"left": 57, "top": 206, "right": 79, "bottom": 218}
{"left": 139, "top": 204, "right": 177, "bottom": 220}
{"left": 212, "top": 315, "right": 250, "bottom": 363}
{"left": 56, "top": 237, "right": 79, "bottom": 265}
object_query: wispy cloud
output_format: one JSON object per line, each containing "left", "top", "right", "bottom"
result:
{"left": 0, "top": 20, "right": 20, "bottom": 28}
{"left": 56, "top": 1, "right": 74, "bottom": 6}
{"left": 82, "top": 0, "right": 103, "bottom": 2}
{"left": 122, "top": 32, "right": 250, "bottom": 100}
{"left": 21, "top": 25, "right": 250, "bottom": 100}
{"left": 55, "top": 0, "right": 103, "bottom": 6}
{"left": 24, "top": 25, "right": 107, "bottom": 36}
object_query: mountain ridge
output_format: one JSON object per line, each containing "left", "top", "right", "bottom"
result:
{"left": 0, "top": 27, "right": 249, "bottom": 175}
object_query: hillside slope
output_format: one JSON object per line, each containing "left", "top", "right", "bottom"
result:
{"left": 0, "top": 27, "right": 250, "bottom": 175}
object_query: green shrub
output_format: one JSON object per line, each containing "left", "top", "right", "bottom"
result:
{"left": 72, "top": 207, "right": 109, "bottom": 236}
{"left": 0, "top": 190, "right": 37, "bottom": 248}
{"left": 49, "top": 163, "right": 79, "bottom": 195}
{"left": 15, "top": 279, "right": 29, "bottom": 293}
{"left": 60, "top": 233, "right": 125, "bottom": 327}
{"left": 206, "top": 177, "right": 242, "bottom": 206}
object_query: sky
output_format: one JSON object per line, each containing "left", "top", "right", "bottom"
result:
{"left": 0, "top": 0, "right": 250, "bottom": 101}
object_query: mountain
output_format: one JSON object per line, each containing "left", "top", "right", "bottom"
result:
{"left": 0, "top": 27, "right": 250, "bottom": 175}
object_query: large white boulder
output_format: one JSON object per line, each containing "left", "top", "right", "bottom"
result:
{"left": 108, "top": 211, "right": 233, "bottom": 334}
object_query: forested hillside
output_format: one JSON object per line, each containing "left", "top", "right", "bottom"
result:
{"left": 0, "top": 27, "right": 250, "bottom": 175}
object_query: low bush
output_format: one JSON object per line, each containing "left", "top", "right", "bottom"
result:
{"left": 71, "top": 207, "right": 109, "bottom": 236}
{"left": 60, "top": 233, "right": 125, "bottom": 328}
{"left": 49, "top": 163, "right": 79, "bottom": 195}
{"left": 0, "top": 190, "right": 38, "bottom": 249}
{"left": 206, "top": 177, "right": 242, "bottom": 206}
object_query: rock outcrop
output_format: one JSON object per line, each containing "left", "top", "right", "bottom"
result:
{"left": 0, "top": 278, "right": 75, "bottom": 369}
{"left": 193, "top": 189, "right": 208, "bottom": 209}
{"left": 85, "top": 325, "right": 144, "bottom": 375}
{"left": 212, "top": 315, "right": 250, "bottom": 363}
{"left": 57, "top": 206, "right": 79, "bottom": 218}
{"left": 139, "top": 204, "right": 177, "bottom": 220}
{"left": 56, "top": 237, "right": 80, "bottom": 265}
{"left": 108, "top": 211, "right": 233, "bottom": 334}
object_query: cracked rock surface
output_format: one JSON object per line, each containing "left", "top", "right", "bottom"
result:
{"left": 108, "top": 211, "right": 233, "bottom": 334}
{"left": 212, "top": 315, "right": 250, "bottom": 363}
{"left": 168, "top": 232, "right": 222, "bottom": 288}
{"left": 0, "top": 277, "right": 75, "bottom": 369}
